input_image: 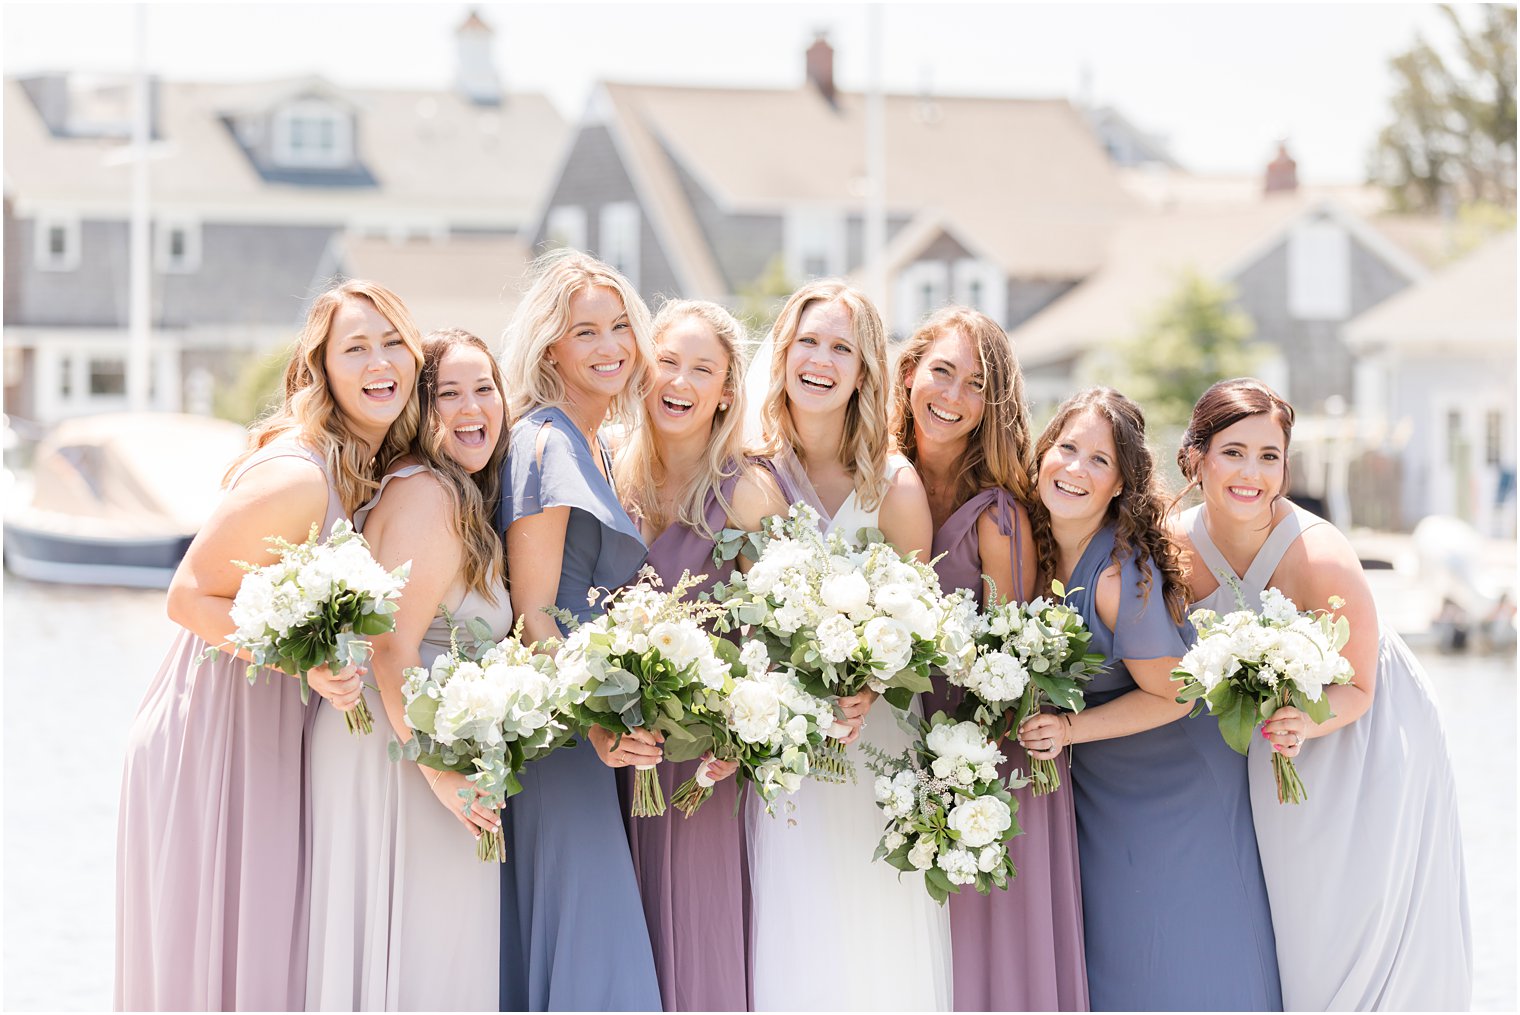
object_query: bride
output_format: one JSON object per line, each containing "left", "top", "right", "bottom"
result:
{"left": 743, "top": 279, "right": 952, "bottom": 1010}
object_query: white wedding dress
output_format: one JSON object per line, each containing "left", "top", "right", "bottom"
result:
{"left": 746, "top": 453, "right": 954, "bottom": 1011}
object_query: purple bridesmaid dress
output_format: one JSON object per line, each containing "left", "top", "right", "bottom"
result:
{"left": 622, "top": 471, "right": 751, "bottom": 1012}
{"left": 920, "top": 488, "right": 1091, "bottom": 1012}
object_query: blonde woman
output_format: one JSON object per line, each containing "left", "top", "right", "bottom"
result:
{"left": 495, "top": 251, "right": 661, "bottom": 1011}
{"left": 115, "top": 280, "right": 423, "bottom": 1010}
{"left": 744, "top": 279, "right": 951, "bottom": 1011}
{"left": 614, "top": 299, "right": 786, "bottom": 1011}
{"left": 894, "top": 307, "right": 1089, "bottom": 1012}
{"left": 305, "top": 329, "right": 509, "bottom": 1010}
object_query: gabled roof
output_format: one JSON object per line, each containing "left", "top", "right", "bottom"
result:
{"left": 1010, "top": 196, "right": 1430, "bottom": 367}
{"left": 4, "top": 75, "right": 567, "bottom": 228}
{"left": 587, "top": 81, "right": 1139, "bottom": 291}
{"left": 1343, "top": 232, "right": 1516, "bottom": 351}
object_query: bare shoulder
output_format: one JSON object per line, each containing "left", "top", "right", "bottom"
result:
{"left": 1275, "top": 516, "right": 1368, "bottom": 604}
{"left": 729, "top": 465, "right": 787, "bottom": 529}
{"left": 1094, "top": 563, "right": 1123, "bottom": 630}
{"left": 367, "top": 467, "right": 451, "bottom": 523}
{"left": 225, "top": 454, "right": 329, "bottom": 517}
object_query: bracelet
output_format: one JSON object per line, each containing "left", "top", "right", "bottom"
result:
{"left": 1061, "top": 712, "right": 1074, "bottom": 745}
{"left": 428, "top": 769, "right": 443, "bottom": 790}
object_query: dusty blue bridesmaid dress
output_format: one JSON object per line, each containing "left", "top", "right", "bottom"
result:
{"left": 497, "top": 405, "right": 661, "bottom": 1011}
{"left": 1066, "top": 523, "right": 1281, "bottom": 1012}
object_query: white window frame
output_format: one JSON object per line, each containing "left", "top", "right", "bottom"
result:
{"left": 895, "top": 260, "right": 951, "bottom": 335}
{"left": 271, "top": 98, "right": 353, "bottom": 169}
{"left": 599, "top": 202, "right": 641, "bottom": 289}
{"left": 35, "top": 212, "right": 81, "bottom": 272}
{"left": 784, "top": 207, "right": 847, "bottom": 282}
{"left": 155, "top": 217, "right": 202, "bottom": 273}
{"left": 1287, "top": 218, "right": 1351, "bottom": 321}
{"left": 545, "top": 205, "right": 587, "bottom": 251}
{"left": 953, "top": 258, "right": 1007, "bottom": 325}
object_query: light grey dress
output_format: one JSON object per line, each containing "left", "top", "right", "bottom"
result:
{"left": 1184, "top": 503, "right": 1472, "bottom": 1011}
{"left": 305, "top": 464, "right": 509, "bottom": 1011}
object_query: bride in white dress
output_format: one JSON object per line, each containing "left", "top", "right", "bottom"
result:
{"left": 743, "top": 280, "right": 952, "bottom": 1011}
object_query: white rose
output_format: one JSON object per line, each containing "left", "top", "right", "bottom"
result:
{"left": 821, "top": 572, "right": 872, "bottom": 617}
{"left": 873, "top": 583, "right": 916, "bottom": 617}
{"left": 977, "top": 844, "right": 1005, "bottom": 872}
{"left": 863, "top": 617, "right": 913, "bottom": 675}
{"left": 907, "top": 838, "right": 937, "bottom": 870}
{"left": 947, "top": 795, "right": 1013, "bottom": 848}
{"left": 884, "top": 830, "right": 907, "bottom": 852}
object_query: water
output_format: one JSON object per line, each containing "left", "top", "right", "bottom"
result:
{"left": 3, "top": 576, "right": 1516, "bottom": 1010}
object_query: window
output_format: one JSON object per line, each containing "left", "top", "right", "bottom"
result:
{"left": 1287, "top": 217, "right": 1351, "bottom": 321}
{"left": 155, "top": 219, "right": 201, "bottom": 273}
{"left": 953, "top": 258, "right": 1007, "bottom": 325}
{"left": 545, "top": 205, "right": 586, "bottom": 251}
{"left": 35, "top": 213, "right": 81, "bottom": 271}
{"left": 784, "top": 208, "right": 846, "bottom": 281}
{"left": 1447, "top": 409, "right": 1465, "bottom": 467}
{"left": 895, "top": 260, "right": 950, "bottom": 334}
{"left": 599, "top": 202, "right": 640, "bottom": 289}
{"left": 1486, "top": 410, "right": 1505, "bottom": 466}
{"left": 271, "top": 99, "right": 353, "bottom": 169}
{"left": 58, "top": 354, "right": 73, "bottom": 398}
{"left": 88, "top": 358, "right": 128, "bottom": 397}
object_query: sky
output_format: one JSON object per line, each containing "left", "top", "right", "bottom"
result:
{"left": 2, "top": 1, "right": 1458, "bottom": 183}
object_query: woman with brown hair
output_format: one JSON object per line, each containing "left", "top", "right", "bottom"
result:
{"left": 893, "top": 306, "right": 1087, "bottom": 1012}
{"left": 1017, "top": 387, "right": 1281, "bottom": 1012}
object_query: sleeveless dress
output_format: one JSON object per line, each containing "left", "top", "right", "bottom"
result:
{"left": 497, "top": 405, "right": 662, "bottom": 1012}
{"left": 304, "top": 464, "right": 508, "bottom": 1011}
{"left": 622, "top": 471, "right": 751, "bottom": 1013}
{"left": 115, "top": 437, "right": 340, "bottom": 1011}
{"left": 747, "top": 452, "right": 954, "bottom": 1011}
{"left": 920, "top": 487, "right": 1090, "bottom": 1012}
{"left": 1183, "top": 503, "right": 1472, "bottom": 1011}
{"left": 1066, "top": 523, "right": 1281, "bottom": 1012}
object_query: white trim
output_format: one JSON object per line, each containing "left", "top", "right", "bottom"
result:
{"left": 12, "top": 196, "right": 523, "bottom": 231}
{"left": 155, "top": 216, "right": 202, "bottom": 274}
{"left": 271, "top": 98, "right": 354, "bottom": 169}
{"left": 34, "top": 212, "right": 81, "bottom": 271}
{"left": 598, "top": 201, "right": 641, "bottom": 288}
{"left": 1221, "top": 197, "right": 1428, "bottom": 287}
{"left": 1286, "top": 217, "right": 1352, "bottom": 321}
{"left": 545, "top": 205, "right": 587, "bottom": 250}
{"left": 952, "top": 258, "right": 1007, "bottom": 324}
{"left": 895, "top": 260, "right": 951, "bottom": 334}
{"left": 784, "top": 206, "right": 847, "bottom": 282}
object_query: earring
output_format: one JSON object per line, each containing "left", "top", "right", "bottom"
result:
{"left": 547, "top": 358, "right": 557, "bottom": 366}
{"left": 719, "top": 402, "right": 730, "bottom": 411}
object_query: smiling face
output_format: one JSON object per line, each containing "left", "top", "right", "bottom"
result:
{"left": 783, "top": 298, "right": 861, "bottom": 420}
{"left": 906, "top": 326, "right": 986, "bottom": 452}
{"left": 645, "top": 313, "right": 733, "bottom": 442}
{"left": 1197, "top": 413, "right": 1287, "bottom": 525}
{"left": 549, "top": 285, "right": 636, "bottom": 411}
{"left": 323, "top": 296, "right": 418, "bottom": 451}
{"left": 431, "top": 343, "right": 504, "bottom": 475}
{"left": 1037, "top": 409, "right": 1123, "bottom": 527}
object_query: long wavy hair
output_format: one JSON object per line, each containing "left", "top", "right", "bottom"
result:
{"left": 615, "top": 300, "right": 754, "bottom": 541}
{"left": 416, "top": 329, "right": 508, "bottom": 604}
{"left": 891, "top": 306, "right": 1035, "bottom": 508}
{"left": 1028, "top": 386, "right": 1188, "bottom": 623}
{"left": 1176, "top": 377, "right": 1296, "bottom": 506}
{"left": 226, "top": 279, "right": 424, "bottom": 514}
{"left": 753, "top": 279, "right": 891, "bottom": 510}
{"left": 499, "top": 249, "right": 655, "bottom": 426}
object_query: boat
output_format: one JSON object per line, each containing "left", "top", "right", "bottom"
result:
{"left": 3, "top": 412, "right": 249, "bottom": 588}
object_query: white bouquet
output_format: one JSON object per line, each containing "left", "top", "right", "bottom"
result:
{"left": 218, "top": 518, "right": 409, "bottom": 735}
{"left": 950, "top": 580, "right": 1105, "bottom": 795}
{"left": 670, "top": 639, "right": 838, "bottom": 816}
{"left": 553, "top": 570, "right": 733, "bottom": 817}
{"left": 865, "top": 712, "right": 1026, "bottom": 904}
{"left": 395, "top": 618, "right": 572, "bottom": 862}
{"left": 716, "top": 502, "right": 973, "bottom": 778}
{"left": 1173, "top": 585, "right": 1355, "bottom": 804}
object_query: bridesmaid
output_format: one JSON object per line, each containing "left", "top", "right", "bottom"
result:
{"left": 613, "top": 299, "right": 787, "bottom": 1012}
{"left": 496, "top": 251, "right": 662, "bottom": 1011}
{"left": 1171, "top": 378, "right": 1471, "bottom": 1010}
{"left": 115, "top": 280, "right": 422, "bottom": 1010}
{"left": 1017, "top": 388, "right": 1281, "bottom": 1012}
{"left": 304, "top": 329, "right": 508, "bottom": 1010}
{"left": 895, "top": 307, "right": 1089, "bottom": 1012}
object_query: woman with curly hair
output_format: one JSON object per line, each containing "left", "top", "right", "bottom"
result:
{"left": 1017, "top": 387, "right": 1281, "bottom": 1012}
{"left": 893, "top": 307, "right": 1087, "bottom": 1012}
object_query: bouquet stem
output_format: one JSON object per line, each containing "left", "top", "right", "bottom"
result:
{"left": 810, "top": 720, "right": 854, "bottom": 783}
{"left": 631, "top": 764, "right": 666, "bottom": 817}
{"left": 477, "top": 828, "right": 506, "bottom": 863}
{"left": 1016, "top": 686, "right": 1061, "bottom": 797}
{"left": 345, "top": 697, "right": 374, "bottom": 736}
{"left": 1272, "top": 751, "right": 1307, "bottom": 805}
{"left": 671, "top": 778, "right": 712, "bottom": 817}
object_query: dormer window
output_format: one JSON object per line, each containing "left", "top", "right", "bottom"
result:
{"left": 272, "top": 99, "right": 352, "bottom": 169}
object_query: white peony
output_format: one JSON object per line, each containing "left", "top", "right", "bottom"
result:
{"left": 926, "top": 720, "right": 1004, "bottom": 768}
{"left": 947, "top": 795, "right": 1013, "bottom": 848}
{"left": 816, "top": 613, "right": 859, "bottom": 663}
{"left": 864, "top": 616, "right": 914, "bottom": 675}
{"left": 907, "top": 838, "right": 938, "bottom": 871}
{"left": 977, "top": 844, "right": 1005, "bottom": 872}
{"left": 936, "top": 847, "right": 979, "bottom": 886}
{"left": 728, "top": 679, "right": 784, "bottom": 743}
{"left": 820, "top": 572, "right": 872, "bottom": 617}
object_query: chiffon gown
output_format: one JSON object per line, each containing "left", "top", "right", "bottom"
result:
{"left": 920, "top": 487, "right": 1090, "bottom": 1012}
{"left": 1067, "top": 523, "right": 1281, "bottom": 1012}
{"left": 115, "top": 438, "right": 339, "bottom": 1011}
{"left": 497, "top": 405, "right": 662, "bottom": 1012}
{"left": 304, "top": 464, "right": 507, "bottom": 1011}
{"left": 623, "top": 471, "right": 750, "bottom": 1013}
{"left": 1183, "top": 503, "right": 1472, "bottom": 1011}
{"left": 747, "top": 452, "right": 954, "bottom": 1012}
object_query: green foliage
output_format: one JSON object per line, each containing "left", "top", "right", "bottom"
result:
{"left": 735, "top": 254, "right": 796, "bottom": 348}
{"left": 214, "top": 343, "right": 291, "bottom": 426}
{"left": 1100, "top": 270, "right": 1259, "bottom": 432}
{"left": 1369, "top": 4, "right": 1517, "bottom": 213}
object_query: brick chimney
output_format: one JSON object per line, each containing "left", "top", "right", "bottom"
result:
{"left": 806, "top": 31, "right": 837, "bottom": 107}
{"left": 1264, "top": 141, "right": 1298, "bottom": 195}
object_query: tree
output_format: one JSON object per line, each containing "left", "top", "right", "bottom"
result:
{"left": 214, "top": 344, "right": 290, "bottom": 425}
{"left": 1370, "top": 4, "right": 1517, "bottom": 213}
{"left": 734, "top": 255, "right": 795, "bottom": 353}
{"left": 1100, "top": 270, "right": 1260, "bottom": 432}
